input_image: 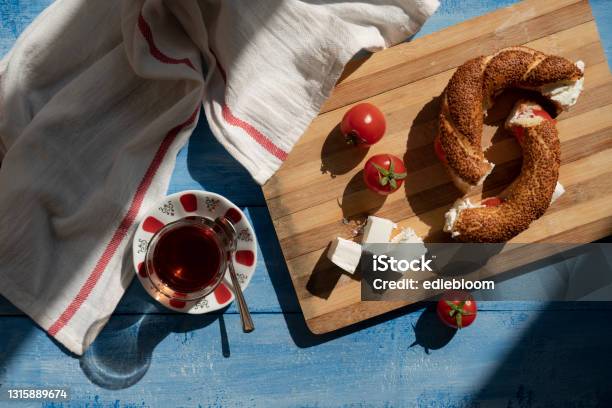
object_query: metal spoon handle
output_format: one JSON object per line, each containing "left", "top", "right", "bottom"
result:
{"left": 228, "top": 260, "right": 254, "bottom": 333}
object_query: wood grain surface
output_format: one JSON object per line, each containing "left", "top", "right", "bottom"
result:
{"left": 263, "top": 0, "right": 612, "bottom": 335}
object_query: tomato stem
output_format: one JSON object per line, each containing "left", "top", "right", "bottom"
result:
{"left": 445, "top": 300, "right": 473, "bottom": 329}
{"left": 371, "top": 157, "right": 407, "bottom": 189}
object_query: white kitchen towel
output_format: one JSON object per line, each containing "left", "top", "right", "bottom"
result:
{"left": 0, "top": 0, "right": 438, "bottom": 355}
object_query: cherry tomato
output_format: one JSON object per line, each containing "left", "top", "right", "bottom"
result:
{"left": 481, "top": 196, "right": 504, "bottom": 207}
{"left": 437, "top": 291, "right": 477, "bottom": 329}
{"left": 340, "top": 103, "right": 386, "bottom": 147}
{"left": 434, "top": 135, "right": 447, "bottom": 163}
{"left": 532, "top": 108, "right": 556, "bottom": 123}
{"left": 511, "top": 126, "right": 525, "bottom": 145}
{"left": 363, "top": 154, "right": 407, "bottom": 195}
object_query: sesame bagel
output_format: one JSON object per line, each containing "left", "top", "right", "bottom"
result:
{"left": 436, "top": 46, "right": 584, "bottom": 192}
{"left": 444, "top": 100, "right": 561, "bottom": 242}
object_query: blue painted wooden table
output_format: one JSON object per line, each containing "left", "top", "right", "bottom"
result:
{"left": 1, "top": 1, "right": 612, "bottom": 407}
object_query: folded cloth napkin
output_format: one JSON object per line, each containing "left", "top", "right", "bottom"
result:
{"left": 0, "top": 0, "right": 438, "bottom": 355}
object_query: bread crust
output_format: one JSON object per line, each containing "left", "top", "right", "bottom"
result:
{"left": 438, "top": 46, "right": 582, "bottom": 190}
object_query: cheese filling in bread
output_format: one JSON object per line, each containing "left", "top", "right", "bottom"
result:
{"left": 550, "top": 181, "right": 565, "bottom": 204}
{"left": 444, "top": 180, "right": 565, "bottom": 239}
{"left": 539, "top": 61, "right": 585, "bottom": 111}
{"left": 506, "top": 102, "right": 546, "bottom": 128}
{"left": 443, "top": 198, "right": 483, "bottom": 237}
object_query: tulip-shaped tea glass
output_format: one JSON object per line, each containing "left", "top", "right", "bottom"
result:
{"left": 144, "top": 216, "right": 230, "bottom": 302}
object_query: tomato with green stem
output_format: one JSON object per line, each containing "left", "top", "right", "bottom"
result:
{"left": 363, "top": 154, "right": 407, "bottom": 195}
{"left": 436, "top": 293, "right": 477, "bottom": 329}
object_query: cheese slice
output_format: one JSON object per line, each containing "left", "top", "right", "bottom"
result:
{"left": 540, "top": 61, "right": 585, "bottom": 111}
{"left": 391, "top": 227, "right": 424, "bottom": 243}
{"left": 444, "top": 198, "right": 483, "bottom": 237}
{"left": 551, "top": 182, "right": 565, "bottom": 204}
{"left": 327, "top": 237, "right": 362, "bottom": 274}
{"left": 362, "top": 216, "right": 396, "bottom": 244}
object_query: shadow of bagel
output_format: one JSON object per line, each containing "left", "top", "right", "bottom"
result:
{"left": 403, "top": 95, "right": 462, "bottom": 242}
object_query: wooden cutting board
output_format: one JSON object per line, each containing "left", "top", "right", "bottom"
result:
{"left": 262, "top": 0, "right": 612, "bottom": 334}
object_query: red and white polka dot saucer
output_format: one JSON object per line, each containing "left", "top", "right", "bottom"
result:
{"left": 132, "top": 190, "right": 257, "bottom": 314}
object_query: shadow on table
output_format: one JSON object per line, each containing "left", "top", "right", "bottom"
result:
{"left": 78, "top": 304, "right": 227, "bottom": 390}
{"left": 470, "top": 302, "right": 612, "bottom": 406}
{"left": 75, "top": 256, "right": 230, "bottom": 391}
{"left": 0, "top": 305, "right": 33, "bottom": 385}
{"left": 471, "top": 237, "right": 612, "bottom": 405}
{"left": 409, "top": 304, "right": 456, "bottom": 354}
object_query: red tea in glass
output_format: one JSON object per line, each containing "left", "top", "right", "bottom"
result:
{"left": 145, "top": 217, "right": 227, "bottom": 301}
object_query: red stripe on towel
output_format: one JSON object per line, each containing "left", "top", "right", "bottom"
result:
{"left": 208, "top": 48, "right": 288, "bottom": 161}
{"left": 221, "top": 105, "right": 288, "bottom": 161}
{"left": 47, "top": 109, "right": 198, "bottom": 337}
{"left": 139, "top": 11, "right": 286, "bottom": 161}
{"left": 137, "top": 13, "right": 196, "bottom": 70}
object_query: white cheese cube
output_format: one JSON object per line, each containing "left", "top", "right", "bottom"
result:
{"left": 362, "top": 216, "right": 396, "bottom": 244}
{"left": 327, "top": 237, "right": 362, "bottom": 275}
{"left": 391, "top": 227, "right": 427, "bottom": 259}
